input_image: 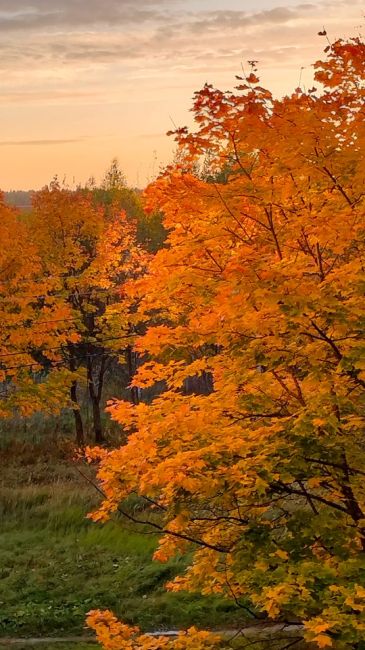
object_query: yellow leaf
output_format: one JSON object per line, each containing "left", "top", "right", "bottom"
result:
{"left": 315, "top": 634, "right": 333, "bottom": 648}
{"left": 275, "top": 549, "right": 289, "bottom": 560}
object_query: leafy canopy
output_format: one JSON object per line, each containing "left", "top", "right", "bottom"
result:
{"left": 87, "top": 38, "right": 365, "bottom": 649}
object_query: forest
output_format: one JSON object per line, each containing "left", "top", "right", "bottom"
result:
{"left": 0, "top": 36, "right": 364, "bottom": 650}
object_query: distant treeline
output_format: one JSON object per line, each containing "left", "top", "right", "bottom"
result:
{"left": 5, "top": 190, "right": 33, "bottom": 210}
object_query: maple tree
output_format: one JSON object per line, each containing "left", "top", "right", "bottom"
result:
{"left": 0, "top": 193, "right": 75, "bottom": 417}
{"left": 87, "top": 36, "right": 365, "bottom": 649}
{"left": 26, "top": 181, "right": 147, "bottom": 444}
{"left": 85, "top": 159, "right": 167, "bottom": 405}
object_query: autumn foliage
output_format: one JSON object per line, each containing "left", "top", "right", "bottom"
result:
{"left": 86, "top": 610, "right": 222, "bottom": 650}
{"left": 0, "top": 179, "right": 147, "bottom": 439}
{"left": 86, "top": 38, "right": 365, "bottom": 649}
{"left": 0, "top": 192, "right": 76, "bottom": 416}
{"left": 28, "top": 182, "right": 146, "bottom": 444}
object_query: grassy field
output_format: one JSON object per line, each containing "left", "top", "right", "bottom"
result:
{"left": 0, "top": 440, "right": 244, "bottom": 639}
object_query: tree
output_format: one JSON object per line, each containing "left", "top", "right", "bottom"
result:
{"left": 28, "top": 181, "right": 145, "bottom": 444}
{"left": 87, "top": 37, "right": 365, "bottom": 649}
{"left": 86, "top": 160, "right": 167, "bottom": 408}
{"left": 101, "top": 157, "right": 127, "bottom": 190}
{"left": 89, "top": 159, "right": 167, "bottom": 254}
{"left": 0, "top": 193, "right": 74, "bottom": 418}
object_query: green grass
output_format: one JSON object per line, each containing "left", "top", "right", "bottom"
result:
{"left": 0, "top": 444, "right": 310, "bottom": 648}
{"left": 1, "top": 646, "right": 96, "bottom": 650}
{"left": 0, "top": 459, "right": 244, "bottom": 638}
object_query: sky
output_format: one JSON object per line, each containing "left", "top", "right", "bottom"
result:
{"left": 0, "top": 0, "right": 363, "bottom": 190}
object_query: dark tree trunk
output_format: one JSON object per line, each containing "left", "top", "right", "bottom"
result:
{"left": 87, "top": 353, "right": 106, "bottom": 443}
{"left": 90, "top": 393, "right": 104, "bottom": 443}
{"left": 126, "top": 345, "right": 139, "bottom": 405}
{"left": 183, "top": 370, "right": 214, "bottom": 396}
{"left": 68, "top": 348, "right": 85, "bottom": 447}
{"left": 70, "top": 380, "right": 85, "bottom": 447}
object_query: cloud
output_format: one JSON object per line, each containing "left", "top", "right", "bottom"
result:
{"left": 185, "top": 5, "right": 315, "bottom": 34}
{"left": 0, "top": 0, "right": 362, "bottom": 191}
{"left": 138, "top": 132, "right": 166, "bottom": 139}
{"left": 0, "top": 138, "right": 87, "bottom": 145}
{"left": 0, "top": 1, "right": 335, "bottom": 35}
{"left": 0, "top": 0, "right": 361, "bottom": 104}
{"left": 0, "top": 84, "right": 106, "bottom": 103}
{"left": 0, "top": 3, "right": 321, "bottom": 68}
{"left": 0, "top": 0, "right": 171, "bottom": 30}
{"left": 1, "top": 1, "right": 359, "bottom": 65}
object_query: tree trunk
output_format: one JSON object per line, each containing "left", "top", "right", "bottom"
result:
{"left": 126, "top": 345, "right": 139, "bottom": 405}
{"left": 87, "top": 354, "right": 106, "bottom": 443}
{"left": 183, "top": 370, "right": 214, "bottom": 395}
{"left": 70, "top": 380, "right": 85, "bottom": 447}
{"left": 90, "top": 393, "right": 104, "bottom": 443}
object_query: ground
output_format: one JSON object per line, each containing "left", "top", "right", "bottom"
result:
{"left": 0, "top": 437, "right": 244, "bottom": 640}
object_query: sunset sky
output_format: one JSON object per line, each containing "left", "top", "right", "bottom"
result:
{"left": 1, "top": 0, "right": 362, "bottom": 190}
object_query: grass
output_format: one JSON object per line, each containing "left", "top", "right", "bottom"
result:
{"left": 1, "top": 646, "right": 96, "bottom": 650}
{"left": 0, "top": 449, "right": 244, "bottom": 639}
{"left": 0, "top": 438, "right": 311, "bottom": 649}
